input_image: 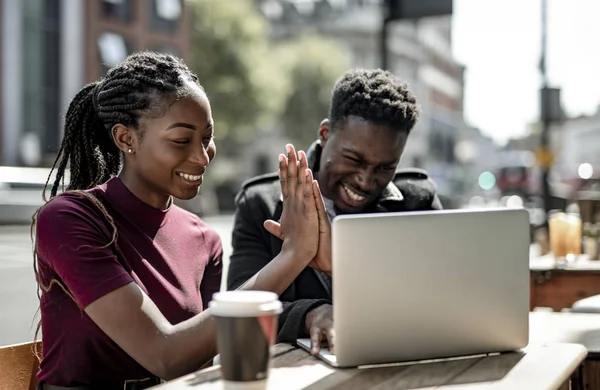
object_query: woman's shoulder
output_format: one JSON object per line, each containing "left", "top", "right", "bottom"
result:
{"left": 37, "top": 187, "right": 109, "bottom": 227}
{"left": 35, "top": 188, "right": 116, "bottom": 260}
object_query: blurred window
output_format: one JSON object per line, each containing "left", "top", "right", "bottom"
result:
{"left": 429, "top": 119, "right": 457, "bottom": 164}
{"left": 22, "top": 0, "right": 61, "bottom": 156}
{"left": 98, "top": 32, "right": 131, "bottom": 74}
{"left": 102, "top": 0, "right": 133, "bottom": 22}
{"left": 151, "top": 0, "right": 182, "bottom": 31}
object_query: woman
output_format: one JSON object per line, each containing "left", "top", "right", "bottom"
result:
{"left": 33, "top": 51, "right": 321, "bottom": 389}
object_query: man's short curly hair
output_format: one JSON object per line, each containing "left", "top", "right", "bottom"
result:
{"left": 328, "top": 68, "right": 419, "bottom": 134}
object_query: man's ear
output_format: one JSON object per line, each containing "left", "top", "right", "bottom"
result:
{"left": 318, "top": 119, "right": 330, "bottom": 145}
{"left": 112, "top": 124, "right": 138, "bottom": 155}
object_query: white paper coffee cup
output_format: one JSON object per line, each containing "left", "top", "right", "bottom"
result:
{"left": 210, "top": 291, "right": 282, "bottom": 383}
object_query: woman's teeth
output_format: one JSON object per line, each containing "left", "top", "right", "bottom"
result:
{"left": 178, "top": 172, "right": 202, "bottom": 182}
{"left": 343, "top": 185, "right": 366, "bottom": 202}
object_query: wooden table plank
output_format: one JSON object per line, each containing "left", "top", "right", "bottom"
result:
{"left": 366, "top": 357, "right": 482, "bottom": 390}
{"left": 439, "top": 344, "right": 587, "bottom": 389}
{"left": 153, "top": 343, "right": 586, "bottom": 390}
{"left": 301, "top": 365, "right": 407, "bottom": 390}
{"left": 528, "top": 312, "right": 600, "bottom": 389}
{"left": 271, "top": 347, "right": 315, "bottom": 368}
{"left": 529, "top": 312, "right": 600, "bottom": 357}
{"left": 440, "top": 351, "right": 525, "bottom": 387}
{"left": 273, "top": 343, "right": 297, "bottom": 356}
{"left": 300, "top": 367, "right": 364, "bottom": 390}
{"left": 152, "top": 363, "right": 335, "bottom": 390}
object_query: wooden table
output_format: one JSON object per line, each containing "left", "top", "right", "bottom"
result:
{"left": 529, "top": 311, "right": 600, "bottom": 389}
{"left": 530, "top": 311, "right": 600, "bottom": 353}
{"left": 530, "top": 254, "right": 600, "bottom": 311}
{"left": 153, "top": 342, "right": 586, "bottom": 389}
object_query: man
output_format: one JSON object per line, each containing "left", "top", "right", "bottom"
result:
{"left": 227, "top": 69, "right": 442, "bottom": 350}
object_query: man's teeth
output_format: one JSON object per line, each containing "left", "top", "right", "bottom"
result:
{"left": 343, "top": 185, "right": 366, "bottom": 202}
{"left": 178, "top": 172, "right": 202, "bottom": 181}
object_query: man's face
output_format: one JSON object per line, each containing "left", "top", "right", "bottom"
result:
{"left": 317, "top": 116, "right": 408, "bottom": 213}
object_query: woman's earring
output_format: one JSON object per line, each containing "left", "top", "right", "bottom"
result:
{"left": 127, "top": 148, "right": 133, "bottom": 154}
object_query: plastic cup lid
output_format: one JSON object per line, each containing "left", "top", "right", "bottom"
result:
{"left": 209, "top": 291, "right": 282, "bottom": 317}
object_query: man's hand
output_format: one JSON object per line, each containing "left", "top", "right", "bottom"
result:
{"left": 305, "top": 304, "right": 334, "bottom": 355}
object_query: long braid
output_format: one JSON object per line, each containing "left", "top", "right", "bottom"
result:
{"left": 32, "top": 51, "right": 204, "bottom": 359}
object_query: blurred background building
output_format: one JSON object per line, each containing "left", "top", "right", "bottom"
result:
{"left": 8, "top": 0, "right": 593, "bottom": 216}
{"left": 246, "top": 0, "right": 487, "bottom": 208}
{"left": 6, "top": 0, "right": 600, "bottom": 350}
{"left": 0, "top": 0, "right": 190, "bottom": 168}
{"left": 1, "top": 0, "right": 491, "bottom": 213}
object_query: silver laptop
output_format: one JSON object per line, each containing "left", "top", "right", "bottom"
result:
{"left": 297, "top": 208, "right": 530, "bottom": 368}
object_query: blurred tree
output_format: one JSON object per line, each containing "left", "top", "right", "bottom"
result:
{"left": 275, "top": 34, "right": 350, "bottom": 150}
{"left": 188, "top": 0, "right": 285, "bottom": 154}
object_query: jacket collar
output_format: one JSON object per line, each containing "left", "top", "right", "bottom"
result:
{"left": 305, "top": 140, "right": 404, "bottom": 205}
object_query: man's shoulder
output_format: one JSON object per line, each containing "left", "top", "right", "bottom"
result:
{"left": 236, "top": 172, "right": 281, "bottom": 205}
{"left": 239, "top": 172, "right": 280, "bottom": 196}
{"left": 391, "top": 168, "right": 440, "bottom": 209}
{"left": 393, "top": 167, "right": 431, "bottom": 182}
{"left": 240, "top": 171, "right": 279, "bottom": 190}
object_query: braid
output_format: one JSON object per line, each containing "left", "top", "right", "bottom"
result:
{"left": 45, "top": 51, "right": 202, "bottom": 198}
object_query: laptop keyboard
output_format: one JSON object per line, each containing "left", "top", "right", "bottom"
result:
{"left": 296, "top": 338, "right": 336, "bottom": 364}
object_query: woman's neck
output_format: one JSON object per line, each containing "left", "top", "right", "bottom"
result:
{"left": 117, "top": 171, "right": 171, "bottom": 211}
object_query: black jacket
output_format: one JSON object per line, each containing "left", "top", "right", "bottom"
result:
{"left": 227, "top": 141, "right": 442, "bottom": 342}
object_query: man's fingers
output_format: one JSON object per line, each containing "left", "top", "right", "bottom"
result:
{"left": 286, "top": 144, "right": 298, "bottom": 198}
{"left": 304, "top": 168, "right": 314, "bottom": 199}
{"left": 312, "top": 180, "right": 329, "bottom": 228}
{"left": 326, "top": 327, "right": 336, "bottom": 355}
{"left": 278, "top": 154, "right": 288, "bottom": 199}
{"left": 263, "top": 220, "right": 283, "bottom": 240}
{"left": 310, "top": 326, "right": 322, "bottom": 355}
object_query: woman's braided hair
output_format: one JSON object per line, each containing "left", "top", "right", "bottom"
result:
{"left": 31, "top": 52, "right": 202, "bottom": 359}
{"left": 46, "top": 51, "right": 202, "bottom": 198}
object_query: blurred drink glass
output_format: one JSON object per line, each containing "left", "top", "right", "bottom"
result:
{"left": 549, "top": 211, "right": 582, "bottom": 266}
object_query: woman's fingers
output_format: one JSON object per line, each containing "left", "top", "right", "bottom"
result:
{"left": 278, "top": 154, "right": 288, "bottom": 199}
{"left": 286, "top": 144, "right": 298, "bottom": 199}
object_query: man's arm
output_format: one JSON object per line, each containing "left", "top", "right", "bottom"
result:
{"left": 227, "top": 188, "right": 330, "bottom": 342}
{"left": 393, "top": 169, "right": 443, "bottom": 211}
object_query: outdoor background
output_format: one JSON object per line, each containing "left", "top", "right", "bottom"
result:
{"left": 1, "top": 0, "right": 599, "bottom": 347}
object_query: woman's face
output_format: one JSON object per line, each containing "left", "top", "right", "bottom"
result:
{"left": 118, "top": 88, "right": 216, "bottom": 206}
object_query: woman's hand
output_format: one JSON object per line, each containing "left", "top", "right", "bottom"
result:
{"left": 264, "top": 144, "right": 319, "bottom": 263}
{"left": 265, "top": 153, "right": 332, "bottom": 276}
{"left": 307, "top": 181, "right": 332, "bottom": 276}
